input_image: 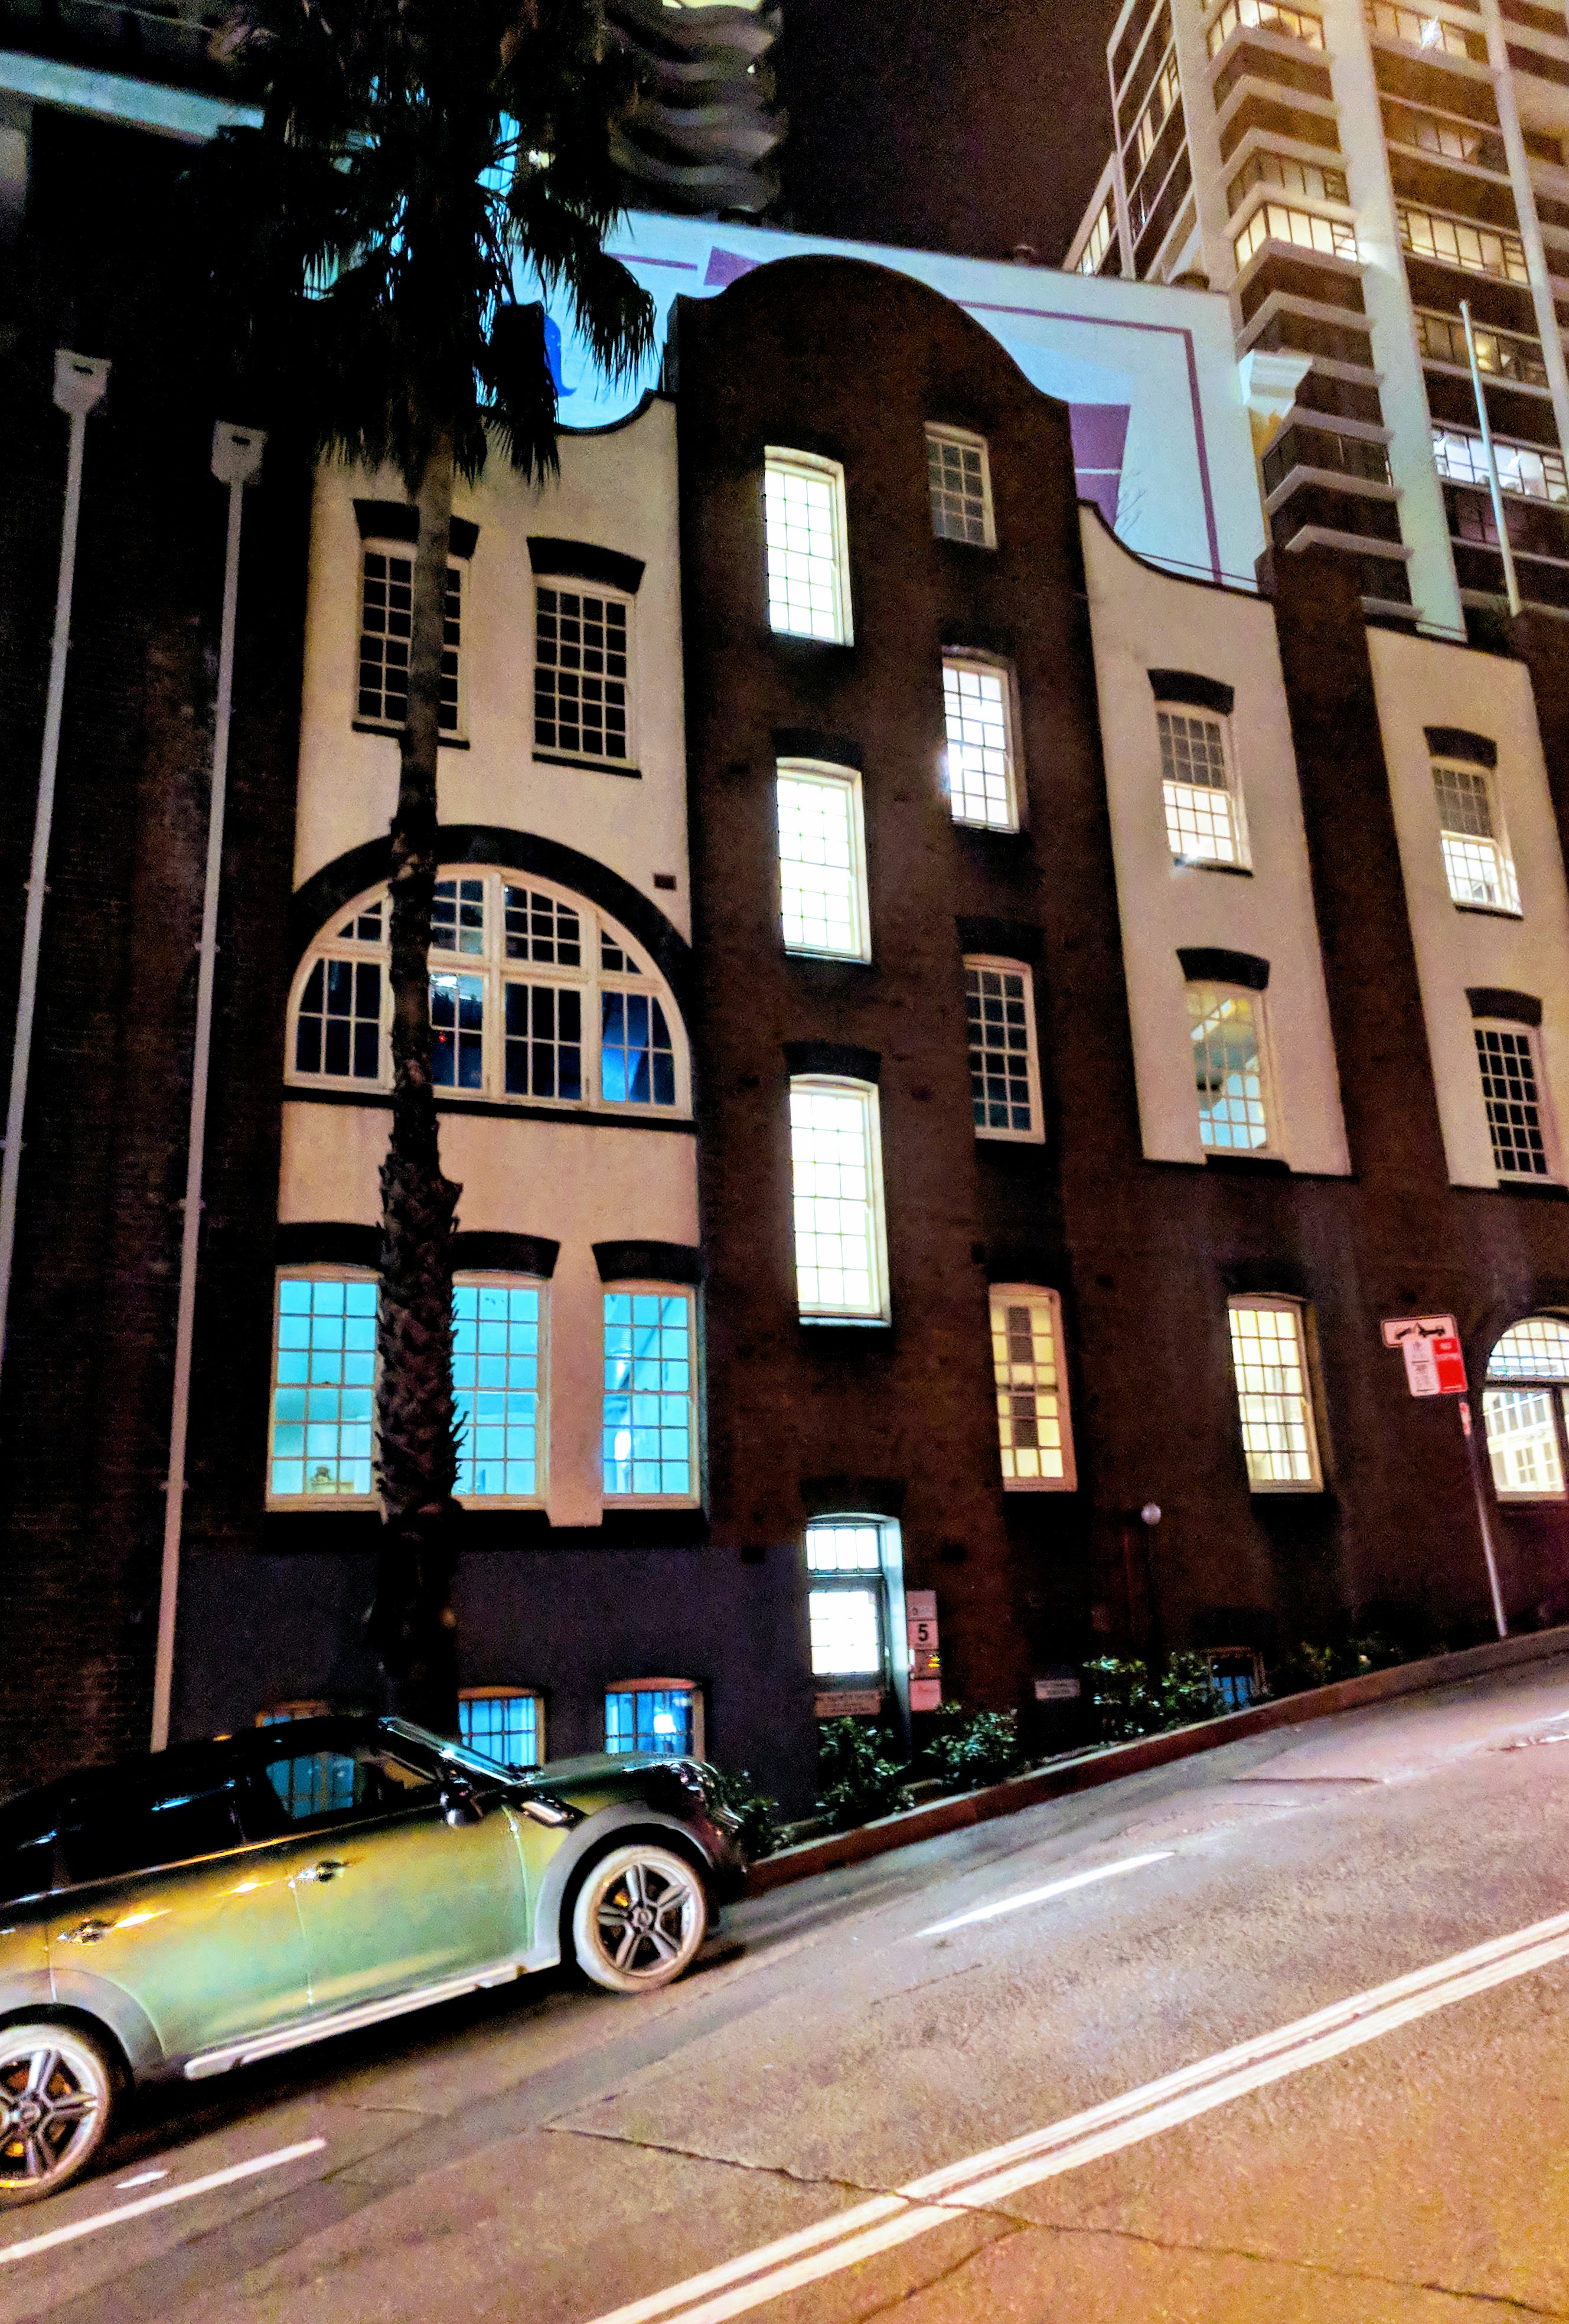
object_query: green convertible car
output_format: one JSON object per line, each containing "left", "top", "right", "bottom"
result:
{"left": 0, "top": 1715, "right": 747, "bottom": 2204}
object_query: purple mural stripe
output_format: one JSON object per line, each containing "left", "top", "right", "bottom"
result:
{"left": 1069, "top": 403, "right": 1131, "bottom": 471}
{"left": 621, "top": 254, "right": 701, "bottom": 271}
{"left": 704, "top": 247, "right": 763, "bottom": 289}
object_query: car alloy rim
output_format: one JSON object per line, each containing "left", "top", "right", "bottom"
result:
{"left": 0, "top": 2036, "right": 105, "bottom": 2191}
{"left": 592, "top": 1856, "right": 699, "bottom": 1978}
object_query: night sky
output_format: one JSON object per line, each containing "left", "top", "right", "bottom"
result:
{"left": 777, "top": 0, "right": 1118, "bottom": 267}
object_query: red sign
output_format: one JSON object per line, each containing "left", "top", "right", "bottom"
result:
{"left": 1382, "top": 1315, "right": 1467, "bottom": 1396}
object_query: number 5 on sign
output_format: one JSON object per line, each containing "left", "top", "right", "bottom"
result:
{"left": 906, "top": 1589, "right": 942, "bottom": 1712}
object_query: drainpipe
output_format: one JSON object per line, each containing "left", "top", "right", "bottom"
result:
{"left": 150, "top": 420, "right": 266, "bottom": 1752}
{"left": 0, "top": 351, "right": 112, "bottom": 1385}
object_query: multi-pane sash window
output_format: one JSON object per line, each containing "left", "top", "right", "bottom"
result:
{"left": 943, "top": 658, "right": 1018, "bottom": 830}
{"left": 1475, "top": 1023, "right": 1551, "bottom": 1178}
{"left": 966, "top": 958, "right": 1043, "bottom": 1141}
{"left": 605, "top": 1683, "right": 702, "bottom": 1758}
{"left": 1396, "top": 203, "right": 1529, "bottom": 285}
{"left": 1433, "top": 763, "right": 1519, "bottom": 913}
{"left": 533, "top": 585, "right": 631, "bottom": 765}
{"left": 452, "top": 1281, "right": 542, "bottom": 1499}
{"left": 1207, "top": 0, "right": 1325, "bottom": 57}
{"left": 806, "top": 1520, "right": 888, "bottom": 1683}
{"left": 1227, "top": 1297, "right": 1322, "bottom": 1490}
{"left": 775, "top": 763, "right": 870, "bottom": 959}
{"left": 459, "top": 1689, "right": 543, "bottom": 1768}
{"left": 357, "top": 547, "right": 461, "bottom": 732}
{"left": 1188, "top": 983, "right": 1273, "bottom": 1151}
{"left": 1483, "top": 1314, "right": 1569, "bottom": 1499}
{"left": 764, "top": 449, "right": 852, "bottom": 643}
{"left": 925, "top": 426, "right": 996, "bottom": 547}
{"left": 990, "top": 1287, "right": 1074, "bottom": 1489}
{"left": 1234, "top": 203, "right": 1357, "bottom": 270}
{"left": 290, "top": 870, "right": 685, "bottom": 1115}
{"left": 790, "top": 1079, "right": 888, "bottom": 1321}
{"left": 1159, "top": 709, "right": 1244, "bottom": 866}
{"left": 602, "top": 1289, "right": 696, "bottom": 1500}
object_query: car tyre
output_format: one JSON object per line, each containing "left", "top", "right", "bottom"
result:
{"left": 571, "top": 1843, "right": 708, "bottom": 1995}
{"left": 1, "top": 2022, "right": 115, "bottom": 2205}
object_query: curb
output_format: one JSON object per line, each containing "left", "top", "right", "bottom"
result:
{"left": 743, "top": 1620, "right": 1569, "bottom": 1897}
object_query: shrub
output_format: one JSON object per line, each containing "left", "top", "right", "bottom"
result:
{"left": 1270, "top": 1630, "right": 1413, "bottom": 1696}
{"left": 707, "top": 1767, "right": 782, "bottom": 1860}
{"left": 922, "top": 1704, "right": 1028, "bottom": 1792}
{"left": 814, "top": 1719, "right": 912, "bottom": 1833}
{"left": 1085, "top": 1653, "right": 1227, "bottom": 1742}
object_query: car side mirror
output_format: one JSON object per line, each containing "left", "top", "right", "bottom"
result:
{"left": 441, "top": 1786, "right": 484, "bottom": 1828}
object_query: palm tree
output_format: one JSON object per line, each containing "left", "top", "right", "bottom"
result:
{"left": 191, "top": 0, "right": 654, "bottom": 1726}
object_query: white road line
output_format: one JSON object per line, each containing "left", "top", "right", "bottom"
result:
{"left": 0, "top": 2138, "right": 327, "bottom": 2266}
{"left": 113, "top": 2171, "right": 168, "bottom": 2191}
{"left": 586, "top": 1904, "right": 1569, "bottom": 2324}
{"left": 916, "top": 1852, "right": 1173, "bottom": 1938}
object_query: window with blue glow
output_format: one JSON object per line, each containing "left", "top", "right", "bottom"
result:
{"left": 602, "top": 1290, "right": 696, "bottom": 1499}
{"left": 452, "top": 1281, "right": 542, "bottom": 1500}
{"left": 459, "top": 1690, "right": 542, "bottom": 1768}
{"left": 269, "top": 1275, "right": 378, "bottom": 1500}
{"left": 605, "top": 1686, "right": 699, "bottom": 1757}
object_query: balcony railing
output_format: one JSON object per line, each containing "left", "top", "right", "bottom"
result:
{"left": 1207, "top": 0, "right": 1326, "bottom": 57}
{"left": 1236, "top": 200, "right": 1358, "bottom": 269}
{"left": 1434, "top": 425, "right": 1568, "bottom": 501}
{"left": 1415, "top": 308, "right": 1550, "bottom": 386}
{"left": 1397, "top": 202, "right": 1531, "bottom": 283}
{"left": 1262, "top": 424, "right": 1394, "bottom": 493}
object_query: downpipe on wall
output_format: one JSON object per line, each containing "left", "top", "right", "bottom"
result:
{"left": 151, "top": 420, "right": 266, "bottom": 1753}
{"left": 0, "top": 351, "right": 111, "bottom": 1383}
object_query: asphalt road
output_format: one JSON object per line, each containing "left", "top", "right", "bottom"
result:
{"left": 6, "top": 1656, "right": 1569, "bottom": 2323}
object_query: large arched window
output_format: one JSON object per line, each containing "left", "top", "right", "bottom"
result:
{"left": 288, "top": 870, "right": 689, "bottom": 1115}
{"left": 1483, "top": 1314, "right": 1569, "bottom": 1499}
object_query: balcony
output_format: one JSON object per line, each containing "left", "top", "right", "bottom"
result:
{"left": 1262, "top": 422, "right": 1394, "bottom": 497}
{"left": 1397, "top": 202, "right": 1532, "bottom": 284}
{"left": 1434, "top": 425, "right": 1568, "bottom": 501}
{"left": 1415, "top": 308, "right": 1550, "bottom": 388}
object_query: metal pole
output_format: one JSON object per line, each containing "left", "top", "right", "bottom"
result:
{"left": 1460, "top": 299, "right": 1522, "bottom": 618}
{"left": 1459, "top": 1394, "right": 1508, "bottom": 1639}
{"left": 151, "top": 421, "right": 266, "bottom": 1752}
{"left": 0, "top": 352, "right": 110, "bottom": 1383}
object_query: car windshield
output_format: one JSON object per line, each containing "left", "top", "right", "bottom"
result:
{"left": 381, "top": 1718, "right": 520, "bottom": 1782}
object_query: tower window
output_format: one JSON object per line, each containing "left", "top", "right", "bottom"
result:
{"left": 789, "top": 1079, "right": 889, "bottom": 1322}
{"left": 990, "top": 1287, "right": 1075, "bottom": 1489}
{"left": 943, "top": 658, "right": 1019, "bottom": 830}
{"left": 1475, "top": 1023, "right": 1551, "bottom": 1179}
{"left": 925, "top": 426, "right": 996, "bottom": 547}
{"left": 357, "top": 546, "right": 461, "bottom": 732}
{"left": 764, "top": 449, "right": 852, "bottom": 643}
{"left": 1188, "top": 983, "right": 1274, "bottom": 1151}
{"left": 1227, "top": 1297, "right": 1322, "bottom": 1491}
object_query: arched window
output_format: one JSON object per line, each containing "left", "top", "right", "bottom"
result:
{"left": 1483, "top": 1313, "right": 1569, "bottom": 1499}
{"left": 288, "top": 870, "right": 689, "bottom": 1115}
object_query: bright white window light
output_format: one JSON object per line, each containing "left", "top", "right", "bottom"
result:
{"left": 1227, "top": 1298, "right": 1321, "bottom": 1489}
{"left": 808, "top": 1587, "right": 882, "bottom": 1676}
{"left": 1483, "top": 1388, "right": 1567, "bottom": 1497}
{"left": 944, "top": 660, "right": 1017, "bottom": 829}
{"left": 1475, "top": 1024, "right": 1551, "bottom": 1178}
{"left": 776, "top": 765, "right": 869, "bottom": 958}
{"left": 1188, "top": 983, "right": 1271, "bottom": 1151}
{"left": 764, "top": 449, "right": 850, "bottom": 642}
{"left": 790, "top": 1081, "right": 887, "bottom": 1320}
{"left": 806, "top": 1522, "right": 883, "bottom": 1571}
{"left": 1433, "top": 763, "right": 1519, "bottom": 913}
{"left": 1159, "top": 710, "right": 1242, "bottom": 866}
{"left": 990, "top": 1287, "right": 1074, "bottom": 1487}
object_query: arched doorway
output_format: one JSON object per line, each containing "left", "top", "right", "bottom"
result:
{"left": 1483, "top": 1314, "right": 1569, "bottom": 1626}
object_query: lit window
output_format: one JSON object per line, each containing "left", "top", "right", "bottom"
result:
{"left": 1433, "top": 763, "right": 1519, "bottom": 913}
{"left": 1433, "top": 427, "right": 1567, "bottom": 505}
{"left": 1483, "top": 1315, "right": 1569, "bottom": 1499}
{"left": 533, "top": 585, "right": 631, "bottom": 765}
{"left": 605, "top": 1683, "right": 702, "bottom": 1758}
{"left": 806, "top": 1521, "right": 888, "bottom": 1682}
{"left": 1227, "top": 1297, "right": 1322, "bottom": 1490}
{"left": 459, "top": 1689, "right": 543, "bottom": 1768}
{"left": 1397, "top": 204, "right": 1529, "bottom": 285}
{"left": 1207, "top": 0, "right": 1325, "bottom": 58}
{"left": 789, "top": 1079, "right": 888, "bottom": 1321}
{"left": 943, "top": 659, "right": 1018, "bottom": 830}
{"left": 288, "top": 872, "right": 684, "bottom": 1113}
{"left": 1486, "top": 1314, "right": 1569, "bottom": 1379}
{"left": 602, "top": 1290, "right": 696, "bottom": 1499}
{"left": 1367, "top": 0, "right": 1477, "bottom": 59}
{"left": 966, "top": 959, "right": 1043, "bottom": 1141}
{"left": 1159, "top": 709, "right": 1244, "bottom": 866}
{"left": 925, "top": 426, "right": 996, "bottom": 547}
{"left": 1414, "top": 311, "right": 1546, "bottom": 389}
{"left": 775, "top": 763, "right": 870, "bottom": 959}
{"left": 1078, "top": 194, "right": 1118, "bottom": 276}
{"left": 269, "top": 1274, "right": 378, "bottom": 1502}
{"left": 452, "top": 1281, "right": 543, "bottom": 1502}
{"left": 1475, "top": 1023, "right": 1552, "bottom": 1179}
{"left": 1188, "top": 983, "right": 1273, "bottom": 1151}
{"left": 1234, "top": 203, "right": 1358, "bottom": 270}
{"left": 990, "top": 1287, "right": 1074, "bottom": 1489}
{"left": 357, "top": 546, "right": 461, "bottom": 732}
{"left": 1227, "top": 151, "right": 1346, "bottom": 214}
{"left": 764, "top": 448, "right": 851, "bottom": 644}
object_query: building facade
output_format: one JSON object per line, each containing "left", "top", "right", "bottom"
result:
{"left": 1066, "top": 0, "right": 1569, "bottom": 634}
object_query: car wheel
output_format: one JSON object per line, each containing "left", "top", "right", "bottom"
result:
{"left": 572, "top": 1843, "right": 708, "bottom": 1995}
{"left": 1, "top": 2023, "right": 115, "bottom": 2204}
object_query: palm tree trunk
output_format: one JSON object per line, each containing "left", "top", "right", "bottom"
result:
{"left": 365, "top": 428, "right": 463, "bottom": 1734}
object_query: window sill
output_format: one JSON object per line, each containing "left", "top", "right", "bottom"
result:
{"left": 1495, "top": 1493, "right": 1569, "bottom": 1505}
{"left": 1488, "top": 1177, "right": 1569, "bottom": 1199}
{"left": 352, "top": 720, "right": 470, "bottom": 750}
{"left": 976, "top": 1128, "right": 1047, "bottom": 1148}
{"left": 784, "top": 945, "right": 875, "bottom": 967}
{"left": 1002, "top": 1478, "right": 1078, "bottom": 1493}
{"left": 1203, "top": 1151, "right": 1291, "bottom": 1175}
{"left": 800, "top": 1313, "right": 892, "bottom": 1329}
{"left": 1175, "top": 857, "right": 1253, "bottom": 876}
{"left": 532, "top": 750, "right": 641, "bottom": 779}
{"left": 1247, "top": 1484, "right": 1325, "bottom": 1497}
{"left": 1454, "top": 902, "right": 1524, "bottom": 920}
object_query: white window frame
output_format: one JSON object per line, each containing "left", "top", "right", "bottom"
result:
{"left": 451, "top": 1274, "right": 547, "bottom": 1507}
{"left": 965, "top": 957, "right": 1045, "bottom": 1144}
{"left": 1227, "top": 1294, "right": 1324, "bottom": 1493}
{"left": 788, "top": 1076, "right": 890, "bottom": 1325}
{"left": 1187, "top": 980, "right": 1278, "bottom": 1155}
{"left": 763, "top": 447, "right": 853, "bottom": 645}
{"left": 1474, "top": 1019, "right": 1557, "bottom": 1183}
{"left": 601, "top": 1282, "right": 700, "bottom": 1508}
{"left": 1157, "top": 704, "right": 1250, "bottom": 870}
{"left": 355, "top": 538, "right": 465, "bottom": 737}
{"left": 604, "top": 1678, "right": 704, "bottom": 1760}
{"left": 990, "top": 1285, "right": 1076, "bottom": 1491}
{"left": 266, "top": 1265, "right": 380, "bottom": 1510}
{"left": 532, "top": 579, "right": 636, "bottom": 770}
{"left": 942, "top": 654, "right": 1021, "bottom": 831}
{"left": 805, "top": 1518, "right": 892, "bottom": 1689}
{"left": 775, "top": 760, "right": 872, "bottom": 961}
{"left": 1483, "top": 1314, "right": 1569, "bottom": 1502}
{"left": 458, "top": 1686, "right": 546, "bottom": 1768}
{"left": 925, "top": 424, "right": 997, "bottom": 549}
{"left": 286, "top": 870, "right": 690, "bottom": 1118}
{"left": 1431, "top": 760, "right": 1520, "bottom": 915}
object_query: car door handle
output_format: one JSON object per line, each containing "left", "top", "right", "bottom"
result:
{"left": 293, "top": 1859, "right": 349, "bottom": 1886}
{"left": 60, "top": 1917, "right": 113, "bottom": 1944}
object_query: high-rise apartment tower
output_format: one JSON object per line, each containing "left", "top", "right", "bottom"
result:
{"left": 1066, "top": 0, "right": 1569, "bottom": 632}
